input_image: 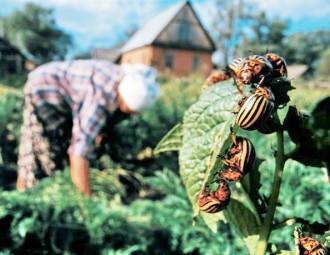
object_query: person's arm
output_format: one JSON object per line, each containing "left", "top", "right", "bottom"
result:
{"left": 68, "top": 85, "right": 110, "bottom": 196}
{"left": 69, "top": 154, "right": 91, "bottom": 196}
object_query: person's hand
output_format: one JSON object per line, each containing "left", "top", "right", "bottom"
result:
{"left": 16, "top": 175, "right": 27, "bottom": 191}
{"left": 69, "top": 154, "right": 92, "bottom": 196}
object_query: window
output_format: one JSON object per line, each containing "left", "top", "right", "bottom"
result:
{"left": 165, "top": 51, "right": 174, "bottom": 69}
{"left": 179, "top": 21, "right": 190, "bottom": 44}
{"left": 192, "top": 55, "right": 200, "bottom": 70}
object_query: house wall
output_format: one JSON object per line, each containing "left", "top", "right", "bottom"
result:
{"left": 119, "top": 46, "right": 153, "bottom": 65}
{"left": 120, "top": 46, "right": 213, "bottom": 76}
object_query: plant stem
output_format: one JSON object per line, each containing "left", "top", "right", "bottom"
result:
{"left": 254, "top": 129, "right": 286, "bottom": 255}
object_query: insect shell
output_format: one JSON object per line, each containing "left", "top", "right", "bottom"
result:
{"left": 220, "top": 137, "right": 256, "bottom": 182}
{"left": 265, "top": 53, "right": 288, "bottom": 78}
{"left": 228, "top": 58, "right": 245, "bottom": 77}
{"left": 236, "top": 87, "right": 275, "bottom": 130}
{"left": 198, "top": 179, "right": 231, "bottom": 213}
{"left": 228, "top": 58, "right": 246, "bottom": 93}
{"left": 229, "top": 55, "right": 273, "bottom": 86}
{"left": 257, "top": 115, "right": 279, "bottom": 134}
{"left": 299, "top": 236, "right": 329, "bottom": 255}
{"left": 202, "top": 69, "right": 231, "bottom": 90}
{"left": 242, "top": 55, "right": 273, "bottom": 85}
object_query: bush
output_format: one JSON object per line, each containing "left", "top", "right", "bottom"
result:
{"left": 316, "top": 49, "right": 330, "bottom": 79}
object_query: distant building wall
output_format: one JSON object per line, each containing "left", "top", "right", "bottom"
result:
{"left": 120, "top": 46, "right": 213, "bottom": 76}
{"left": 152, "top": 47, "right": 212, "bottom": 76}
{"left": 120, "top": 46, "right": 153, "bottom": 65}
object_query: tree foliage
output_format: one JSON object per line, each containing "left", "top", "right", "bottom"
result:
{"left": 0, "top": 3, "right": 72, "bottom": 62}
{"left": 316, "top": 49, "right": 330, "bottom": 79}
{"left": 284, "top": 30, "right": 330, "bottom": 70}
{"left": 208, "top": 0, "right": 253, "bottom": 66}
{"left": 237, "top": 11, "right": 289, "bottom": 57}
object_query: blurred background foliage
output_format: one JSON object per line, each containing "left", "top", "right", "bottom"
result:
{"left": 0, "top": 74, "right": 329, "bottom": 254}
{"left": 0, "top": 1, "right": 329, "bottom": 254}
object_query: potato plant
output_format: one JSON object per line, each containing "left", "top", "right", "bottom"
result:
{"left": 155, "top": 54, "right": 329, "bottom": 255}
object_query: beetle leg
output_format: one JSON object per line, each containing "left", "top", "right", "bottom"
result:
{"left": 258, "top": 75, "right": 265, "bottom": 86}
{"left": 223, "top": 158, "right": 241, "bottom": 172}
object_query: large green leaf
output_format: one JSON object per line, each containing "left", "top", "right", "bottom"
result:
{"left": 154, "top": 123, "right": 183, "bottom": 155}
{"left": 179, "top": 81, "right": 243, "bottom": 215}
{"left": 224, "top": 199, "right": 260, "bottom": 254}
{"left": 177, "top": 81, "right": 263, "bottom": 254}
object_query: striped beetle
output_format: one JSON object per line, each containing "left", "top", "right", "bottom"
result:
{"left": 294, "top": 227, "right": 328, "bottom": 255}
{"left": 228, "top": 57, "right": 245, "bottom": 77}
{"left": 242, "top": 55, "right": 273, "bottom": 85}
{"left": 202, "top": 69, "right": 231, "bottom": 90}
{"left": 228, "top": 57, "right": 246, "bottom": 93}
{"left": 220, "top": 136, "right": 256, "bottom": 181}
{"left": 236, "top": 87, "right": 275, "bottom": 130}
{"left": 299, "top": 237, "right": 328, "bottom": 255}
{"left": 198, "top": 179, "right": 231, "bottom": 213}
{"left": 228, "top": 56, "right": 273, "bottom": 93}
{"left": 265, "top": 53, "right": 288, "bottom": 78}
{"left": 257, "top": 115, "right": 279, "bottom": 134}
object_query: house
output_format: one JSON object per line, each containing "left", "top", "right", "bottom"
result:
{"left": 91, "top": 47, "right": 121, "bottom": 63}
{"left": 93, "top": 1, "right": 215, "bottom": 76}
{"left": 0, "top": 37, "right": 26, "bottom": 75}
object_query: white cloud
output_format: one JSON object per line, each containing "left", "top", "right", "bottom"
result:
{"left": 2, "top": 0, "right": 330, "bottom": 56}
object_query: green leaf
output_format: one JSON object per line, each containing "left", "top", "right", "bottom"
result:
{"left": 284, "top": 100, "right": 330, "bottom": 169}
{"left": 154, "top": 123, "right": 183, "bottom": 155}
{"left": 224, "top": 199, "right": 260, "bottom": 255}
{"left": 276, "top": 251, "right": 297, "bottom": 255}
{"left": 269, "top": 77, "right": 294, "bottom": 108}
{"left": 311, "top": 96, "right": 330, "bottom": 129}
{"left": 17, "top": 216, "right": 36, "bottom": 238}
{"left": 241, "top": 158, "right": 266, "bottom": 215}
{"left": 179, "top": 81, "right": 243, "bottom": 216}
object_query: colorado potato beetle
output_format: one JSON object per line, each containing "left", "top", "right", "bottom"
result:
{"left": 265, "top": 53, "right": 288, "bottom": 78}
{"left": 198, "top": 179, "right": 231, "bottom": 213}
{"left": 202, "top": 69, "right": 231, "bottom": 90}
{"left": 241, "top": 55, "right": 273, "bottom": 85}
{"left": 228, "top": 57, "right": 246, "bottom": 93}
{"left": 294, "top": 227, "right": 329, "bottom": 255}
{"left": 220, "top": 137, "right": 256, "bottom": 181}
{"left": 236, "top": 87, "right": 275, "bottom": 130}
{"left": 228, "top": 58, "right": 245, "bottom": 77}
{"left": 257, "top": 114, "right": 280, "bottom": 134}
{"left": 298, "top": 236, "right": 328, "bottom": 255}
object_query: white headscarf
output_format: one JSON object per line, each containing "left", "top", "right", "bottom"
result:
{"left": 119, "top": 64, "right": 159, "bottom": 112}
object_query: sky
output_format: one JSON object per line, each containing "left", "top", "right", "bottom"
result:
{"left": 1, "top": 0, "right": 330, "bottom": 57}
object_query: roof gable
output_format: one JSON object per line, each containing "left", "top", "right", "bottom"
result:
{"left": 120, "top": 2, "right": 185, "bottom": 53}
{"left": 154, "top": 3, "right": 215, "bottom": 51}
{"left": 121, "top": 1, "right": 215, "bottom": 53}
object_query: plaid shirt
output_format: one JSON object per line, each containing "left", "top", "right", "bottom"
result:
{"left": 25, "top": 60, "right": 124, "bottom": 158}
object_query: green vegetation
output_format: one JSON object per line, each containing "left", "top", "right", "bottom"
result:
{"left": 0, "top": 75, "right": 329, "bottom": 254}
{"left": 155, "top": 75, "right": 329, "bottom": 255}
{"left": 0, "top": 2, "right": 329, "bottom": 253}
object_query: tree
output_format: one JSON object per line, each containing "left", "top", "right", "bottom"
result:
{"left": 237, "top": 11, "right": 289, "bottom": 57}
{"left": 284, "top": 30, "right": 330, "bottom": 70}
{"left": 0, "top": 3, "right": 72, "bottom": 63}
{"left": 316, "top": 49, "right": 330, "bottom": 79}
{"left": 208, "top": 0, "right": 253, "bottom": 67}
